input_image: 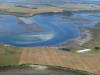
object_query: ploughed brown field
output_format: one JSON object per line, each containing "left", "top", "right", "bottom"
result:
{"left": 19, "top": 48, "right": 100, "bottom": 75}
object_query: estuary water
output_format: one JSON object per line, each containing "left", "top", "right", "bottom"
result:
{"left": 0, "top": 12, "right": 100, "bottom": 47}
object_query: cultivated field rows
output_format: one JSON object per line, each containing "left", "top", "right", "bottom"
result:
{"left": 19, "top": 48, "right": 100, "bottom": 75}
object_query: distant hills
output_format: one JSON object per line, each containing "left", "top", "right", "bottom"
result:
{"left": 0, "top": 0, "right": 100, "bottom": 4}
{"left": 0, "top": 0, "right": 100, "bottom": 8}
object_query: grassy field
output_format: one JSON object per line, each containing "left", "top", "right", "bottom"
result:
{"left": 0, "top": 45, "right": 21, "bottom": 65}
{"left": 82, "top": 27, "right": 100, "bottom": 52}
{"left": 19, "top": 48, "right": 100, "bottom": 75}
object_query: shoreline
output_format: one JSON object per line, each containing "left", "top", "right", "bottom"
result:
{"left": 1, "top": 3, "right": 100, "bottom": 16}
{"left": 0, "top": 28, "right": 92, "bottom": 48}
{"left": 58, "top": 28, "right": 92, "bottom": 48}
{"left": 0, "top": 3, "right": 99, "bottom": 48}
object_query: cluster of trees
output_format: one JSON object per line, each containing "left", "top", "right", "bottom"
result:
{"left": 60, "top": 48, "right": 71, "bottom": 51}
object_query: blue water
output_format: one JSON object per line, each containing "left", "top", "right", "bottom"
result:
{"left": 0, "top": 14, "right": 80, "bottom": 47}
{"left": 0, "top": 12, "right": 100, "bottom": 47}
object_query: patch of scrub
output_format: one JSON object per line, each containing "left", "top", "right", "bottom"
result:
{"left": 0, "top": 65, "right": 93, "bottom": 75}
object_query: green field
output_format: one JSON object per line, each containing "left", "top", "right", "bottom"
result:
{"left": 82, "top": 25, "right": 100, "bottom": 52}
{"left": 0, "top": 45, "right": 21, "bottom": 65}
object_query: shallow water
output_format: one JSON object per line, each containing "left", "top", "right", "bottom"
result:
{"left": 0, "top": 12, "right": 100, "bottom": 47}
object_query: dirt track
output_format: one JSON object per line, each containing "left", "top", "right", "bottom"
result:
{"left": 19, "top": 48, "right": 100, "bottom": 75}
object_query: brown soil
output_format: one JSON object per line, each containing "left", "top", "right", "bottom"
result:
{"left": 19, "top": 48, "right": 100, "bottom": 75}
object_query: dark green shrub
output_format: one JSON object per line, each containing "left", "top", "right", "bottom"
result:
{"left": 94, "top": 47, "right": 100, "bottom": 50}
{"left": 60, "top": 48, "right": 71, "bottom": 51}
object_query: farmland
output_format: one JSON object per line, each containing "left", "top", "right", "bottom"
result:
{"left": 1, "top": 3, "right": 100, "bottom": 16}
{"left": 19, "top": 48, "right": 100, "bottom": 75}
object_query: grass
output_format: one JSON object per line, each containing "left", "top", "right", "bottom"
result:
{"left": 0, "top": 45, "right": 21, "bottom": 66}
{"left": 9, "top": 7, "right": 33, "bottom": 13}
{"left": 79, "top": 23, "right": 100, "bottom": 52}
{"left": 82, "top": 28, "right": 100, "bottom": 52}
{"left": 95, "top": 22, "right": 100, "bottom": 27}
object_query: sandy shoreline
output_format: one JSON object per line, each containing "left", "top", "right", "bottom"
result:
{"left": 73, "top": 29, "right": 92, "bottom": 46}
{"left": 58, "top": 28, "right": 92, "bottom": 48}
